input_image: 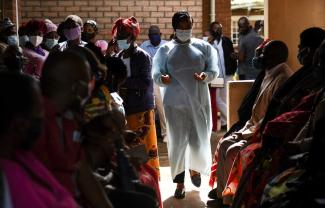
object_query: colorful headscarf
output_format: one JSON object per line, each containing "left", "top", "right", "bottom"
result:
{"left": 112, "top": 16, "right": 140, "bottom": 39}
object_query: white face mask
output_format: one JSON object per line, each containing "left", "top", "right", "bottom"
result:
{"left": 29, "top": 36, "right": 43, "bottom": 47}
{"left": 175, "top": 29, "right": 192, "bottom": 42}
{"left": 117, "top": 39, "right": 130, "bottom": 50}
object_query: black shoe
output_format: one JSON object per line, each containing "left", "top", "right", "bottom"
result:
{"left": 208, "top": 188, "right": 218, "bottom": 199}
{"left": 174, "top": 187, "right": 185, "bottom": 199}
{"left": 206, "top": 198, "right": 225, "bottom": 208}
{"left": 190, "top": 173, "right": 201, "bottom": 187}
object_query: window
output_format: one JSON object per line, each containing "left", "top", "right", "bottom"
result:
{"left": 231, "top": 20, "right": 239, "bottom": 45}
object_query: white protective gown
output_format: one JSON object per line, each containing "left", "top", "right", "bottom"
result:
{"left": 152, "top": 38, "right": 219, "bottom": 179}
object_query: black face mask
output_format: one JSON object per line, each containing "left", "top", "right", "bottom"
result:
{"left": 82, "top": 32, "right": 95, "bottom": 42}
{"left": 21, "top": 119, "right": 43, "bottom": 150}
{"left": 210, "top": 31, "right": 221, "bottom": 39}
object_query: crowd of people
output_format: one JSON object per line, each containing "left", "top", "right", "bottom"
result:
{"left": 1, "top": 9, "right": 325, "bottom": 208}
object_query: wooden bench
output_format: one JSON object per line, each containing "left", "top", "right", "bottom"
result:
{"left": 227, "top": 80, "right": 255, "bottom": 129}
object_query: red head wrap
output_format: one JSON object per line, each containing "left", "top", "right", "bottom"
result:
{"left": 112, "top": 16, "right": 140, "bottom": 39}
{"left": 25, "top": 19, "right": 47, "bottom": 35}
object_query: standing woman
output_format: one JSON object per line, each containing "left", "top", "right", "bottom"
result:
{"left": 22, "top": 19, "right": 48, "bottom": 79}
{"left": 153, "top": 11, "right": 219, "bottom": 199}
{"left": 111, "top": 17, "right": 160, "bottom": 178}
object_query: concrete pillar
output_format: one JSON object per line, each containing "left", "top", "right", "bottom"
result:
{"left": 265, "top": 0, "right": 325, "bottom": 71}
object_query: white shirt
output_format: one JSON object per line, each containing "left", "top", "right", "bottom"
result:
{"left": 213, "top": 39, "right": 226, "bottom": 78}
{"left": 140, "top": 39, "right": 167, "bottom": 58}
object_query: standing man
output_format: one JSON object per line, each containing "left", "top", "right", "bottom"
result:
{"left": 153, "top": 11, "right": 219, "bottom": 199}
{"left": 141, "top": 25, "right": 168, "bottom": 142}
{"left": 209, "top": 22, "right": 237, "bottom": 130}
{"left": 237, "top": 17, "right": 263, "bottom": 80}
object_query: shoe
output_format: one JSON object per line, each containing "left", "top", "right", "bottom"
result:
{"left": 189, "top": 171, "right": 201, "bottom": 187}
{"left": 174, "top": 187, "right": 185, "bottom": 199}
{"left": 206, "top": 198, "right": 228, "bottom": 208}
{"left": 208, "top": 188, "right": 218, "bottom": 199}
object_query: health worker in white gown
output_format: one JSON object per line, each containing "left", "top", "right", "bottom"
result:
{"left": 152, "top": 11, "right": 219, "bottom": 199}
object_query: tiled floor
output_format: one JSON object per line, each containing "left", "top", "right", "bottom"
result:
{"left": 158, "top": 131, "right": 224, "bottom": 208}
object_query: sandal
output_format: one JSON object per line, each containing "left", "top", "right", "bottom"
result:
{"left": 189, "top": 170, "right": 201, "bottom": 187}
{"left": 174, "top": 187, "right": 185, "bottom": 199}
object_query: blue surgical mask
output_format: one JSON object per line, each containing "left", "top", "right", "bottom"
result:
{"left": 117, "top": 39, "right": 130, "bottom": 50}
{"left": 44, "top": 38, "right": 58, "bottom": 49}
{"left": 175, "top": 29, "right": 192, "bottom": 42}
{"left": 7, "top": 35, "right": 18, "bottom": 46}
{"left": 149, "top": 34, "right": 161, "bottom": 46}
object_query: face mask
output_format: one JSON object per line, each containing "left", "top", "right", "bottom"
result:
{"left": 82, "top": 32, "right": 95, "bottom": 42}
{"left": 44, "top": 38, "right": 58, "bottom": 49}
{"left": 252, "top": 56, "right": 264, "bottom": 70}
{"left": 149, "top": 34, "right": 161, "bottom": 46}
{"left": 7, "top": 35, "right": 18, "bottom": 46}
{"left": 21, "top": 119, "right": 43, "bottom": 150}
{"left": 29, "top": 36, "right": 43, "bottom": 47}
{"left": 210, "top": 31, "right": 221, "bottom": 39}
{"left": 117, "top": 39, "right": 130, "bottom": 50}
{"left": 175, "top": 29, "right": 192, "bottom": 42}
{"left": 64, "top": 26, "right": 81, "bottom": 41}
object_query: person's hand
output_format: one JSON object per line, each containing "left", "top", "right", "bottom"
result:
{"left": 194, "top": 72, "right": 206, "bottom": 81}
{"left": 106, "top": 39, "right": 118, "bottom": 56}
{"left": 161, "top": 74, "right": 172, "bottom": 84}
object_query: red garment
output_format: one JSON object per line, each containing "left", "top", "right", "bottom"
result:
{"left": 0, "top": 150, "right": 77, "bottom": 208}
{"left": 209, "top": 87, "right": 218, "bottom": 132}
{"left": 139, "top": 164, "right": 163, "bottom": 208}
{"left": 33, "top": 98, "right": 84, "bottom": 195}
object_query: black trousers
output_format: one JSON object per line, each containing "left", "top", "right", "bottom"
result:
{"left": 239, "top": 74, "right": 246, "bottom": 80}
{"left": 173, "top": 171, "right": 185, "bottom": 183}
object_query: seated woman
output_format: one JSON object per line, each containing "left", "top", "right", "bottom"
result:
{"left": 81, "top": 110, "right": 159, "bottom": 208}
{"left": 0, "top": 71, "right": 77, "bottom": 207}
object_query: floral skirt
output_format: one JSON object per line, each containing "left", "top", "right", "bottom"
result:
{"left": 127, "top": 109, "right": 160, "bottom": 178}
